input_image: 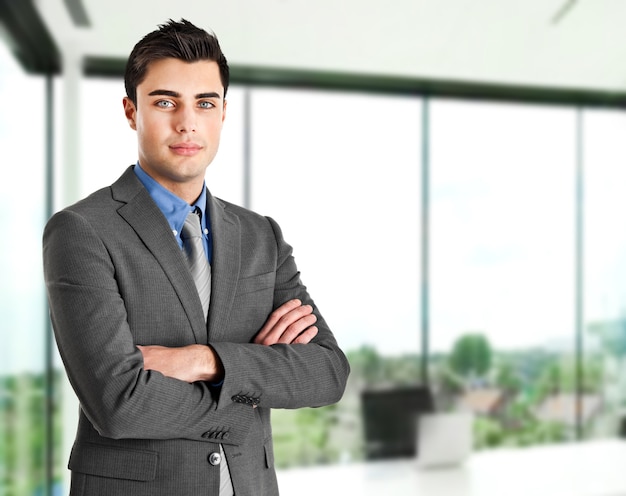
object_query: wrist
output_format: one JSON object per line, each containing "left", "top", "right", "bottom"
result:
{"left": 199, "top": 344, "right": 224, "bottom": 383}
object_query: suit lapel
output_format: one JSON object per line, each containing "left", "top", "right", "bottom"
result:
{"left": 111, "top": 167, "right": 208, "bottom": 344}
{"left": 206, "top": 192, "right": 241, "bottom": 342}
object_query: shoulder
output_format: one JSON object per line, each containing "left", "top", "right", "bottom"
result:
{"left": 45, "top": 186, "right": 117, "bottom": 234}
{"left": 212, "top": 196, "right": 287, "bottom": 243}
{"left": 214, "top": 196, "right": 264, "bottom": 220}
{"left": 48, "top": 166, "right": 141, "bottom": 226}
{"left": 212, "top": 196, "right": 276, "bottom": 229}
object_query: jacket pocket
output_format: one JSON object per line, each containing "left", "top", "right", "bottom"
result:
{"left": 235, "top": 271, "right": 275, "bottom": 296}
{"left": 69, "top": 441, "right": 157, "bottom": 481}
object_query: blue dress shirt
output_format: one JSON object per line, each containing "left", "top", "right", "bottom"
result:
{"left": 133, "top": 162, "right": 212, "bottom": 263}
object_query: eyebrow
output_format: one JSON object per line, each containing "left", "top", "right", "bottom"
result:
{"left": 148, "top": 89, "right": 222, "bottom": 100}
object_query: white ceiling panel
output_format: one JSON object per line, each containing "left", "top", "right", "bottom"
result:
{"left": 32, "top": 0, "right": 625, "bottom": 92}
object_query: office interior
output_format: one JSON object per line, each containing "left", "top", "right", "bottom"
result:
{"left": 2, "top": 0, "right": 626, "bottom": 494}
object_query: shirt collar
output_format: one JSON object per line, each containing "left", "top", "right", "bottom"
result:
{"left": 133, "top": 162, "right": 208, "bottom": 241}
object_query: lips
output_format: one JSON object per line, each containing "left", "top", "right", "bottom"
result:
{"left": 170, "top": 142, "right": 203, "bottom": 156}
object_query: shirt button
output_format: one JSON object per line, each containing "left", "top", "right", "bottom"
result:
{"left": 208, "top": 452, "right": 222, "bottom": 466}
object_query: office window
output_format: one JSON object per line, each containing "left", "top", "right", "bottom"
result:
{"left": 429, "top": 99, "right": 577, "bottom": 448}
{"left": 583, "top": 109, "right": 626, "bottom": 438}
{"left": 64, "top": 73, "right": 626, "bottom": 474}
{"left": 250, "top": 88, "right": 422, "bottom": 465}
{"left": 0, "top": 42, "right": 51, "bottom": 494}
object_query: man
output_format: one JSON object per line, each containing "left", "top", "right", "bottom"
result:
{"left": 43, "top": 19, "right": 349, "bottom": 495}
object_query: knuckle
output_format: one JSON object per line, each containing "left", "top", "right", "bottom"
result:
{"left": 285, "top": 323, "right": 299, "bottom": 338}
{"left": 298, "top": 304, "right": 312, "bottom": 315}
{"left": 278, "top": 313, "right": 295, "bottom": 328}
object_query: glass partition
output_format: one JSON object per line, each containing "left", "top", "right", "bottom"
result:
{"left": 583, "top": 109, "right": 626, "bottom": 438}
{"left": 429, "top": 99, "right": 578, "bottom": 448}
{"left": 0, "top": 42, "right": 51, "bottom": 494}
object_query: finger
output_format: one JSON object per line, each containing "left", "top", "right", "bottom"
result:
{"left": 254, "top": 299, "right": 302, "bottom": 342}
{"left": 274, "top": 313, "right": 317, "bottom": 344}
{"left": 292, "top": 326, "right": 319, "bottom": 344}
{"left": 256, "top": 306, "right": 315, "bottom": 345}
{"left": 255, "top": 301, "right": 313, "bottom": 344}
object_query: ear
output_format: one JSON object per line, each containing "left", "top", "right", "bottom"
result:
{"left": 222, "top": 99, "right": 227, "bottom": 124}
{"left": 123, "top": 97, "right": 137, "bottom": 130}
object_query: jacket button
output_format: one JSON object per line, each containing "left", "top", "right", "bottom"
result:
{"left": 208, "top": 452, "right": 222, "bottom": 466}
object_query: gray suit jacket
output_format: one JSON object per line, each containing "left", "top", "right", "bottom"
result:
{"left": 43, "top": 166, "right": 350, "bottom": 495}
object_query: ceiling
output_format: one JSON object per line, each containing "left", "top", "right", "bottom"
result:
{"left": 5, "top": 0, "right": 626, "bottom": 102}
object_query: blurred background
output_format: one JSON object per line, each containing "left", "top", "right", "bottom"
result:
{"left": 2, "top": 0, "right": 626, "bottom": 494}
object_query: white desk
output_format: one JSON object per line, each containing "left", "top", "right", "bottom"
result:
{"left": 277, "top": 439, "right": 626, "bottom": 495}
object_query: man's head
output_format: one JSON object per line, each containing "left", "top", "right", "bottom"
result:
{"left": 124, "top": 19, "right": 229, "bottom": 106}
{"left": 122, "top": 20, "right": 229, "bottom": 203}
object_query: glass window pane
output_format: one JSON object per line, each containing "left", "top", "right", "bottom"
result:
{"left": 430, "top": 99, "right": 577, "bottom": 448}
{"left": 250, "top": 88, "right": 422, "bottom": 465}
{"left": 79, "top": 78, "right": 137, "bottom": 194}
{"left": 0, "top": 42, "right": 48, "bottom": 494}
{"left": 584, "top": 109, "right": 626, "bottom": 438}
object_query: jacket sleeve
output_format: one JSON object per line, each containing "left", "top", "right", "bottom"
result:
{"left": 211, "top": 216, "right": 350, "bottom": 410}
{"left": 43, "top": 209, "right": 255, "bottom": 444}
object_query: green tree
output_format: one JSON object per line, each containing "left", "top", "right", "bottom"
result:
{"left": 449, "top": 333, "right": 492, "bottom": 379}
{"left": 494, "top": 360, "right": 522, "bottom": 394}
{"left": 534, "top": 360, "right": 561, "bottom": 401}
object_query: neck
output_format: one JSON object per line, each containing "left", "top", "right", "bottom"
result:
{"left": 167, "top": 181, "right": 204, "bottom": 205}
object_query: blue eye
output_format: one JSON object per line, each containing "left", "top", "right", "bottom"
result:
{"left": 156, "top": 100, "right": 174, "bottom": 108}
{"left": 198, "top": 101, "right": 214, "bottom": 109}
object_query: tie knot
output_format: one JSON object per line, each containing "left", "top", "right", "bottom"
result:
{"left": 181, "top": 210, "right": 203, "bottom": 240}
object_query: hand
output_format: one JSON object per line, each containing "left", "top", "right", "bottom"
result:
{"left": 137, "top": 344, "right": 224, "bottom": 383}
{"left": 254, "top": 299, "right": 318, "bottom": 346}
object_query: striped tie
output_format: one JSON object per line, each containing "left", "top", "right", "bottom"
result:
{"left": 181, "top": 208, "right": 211, "bottom": 320}
{"left": 181, "top": 208, "right": 234, "bottom": 496}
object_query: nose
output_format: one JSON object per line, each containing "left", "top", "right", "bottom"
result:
{"left": 175, "top": 105, "right": 196, "bottom": 133}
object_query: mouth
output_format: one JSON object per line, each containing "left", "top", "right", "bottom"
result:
{"left": 169, "top": 142, "right": 203, "bottom": 156}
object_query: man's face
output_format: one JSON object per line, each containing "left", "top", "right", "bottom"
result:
{"left": 123, "top": 58, "right": 226, "bottom": 199}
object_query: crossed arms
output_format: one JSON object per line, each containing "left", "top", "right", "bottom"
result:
{"left": 138, "top": 298, "right": 319, "bottom": 383}
{"left": 43, "top": 205, "right": 349, "bottom": 441}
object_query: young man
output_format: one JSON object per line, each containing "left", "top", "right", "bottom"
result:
{"left": 43, "top": 19, "right": 349, "bottom": 496}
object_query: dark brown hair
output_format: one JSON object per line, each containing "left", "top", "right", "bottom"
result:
{"left": 124, "top": 19, "right": 229, "bottom": 105}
